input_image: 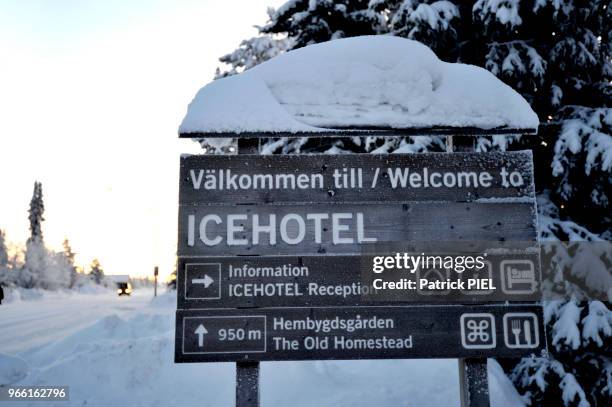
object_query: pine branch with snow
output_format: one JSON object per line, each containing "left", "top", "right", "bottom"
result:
{"left": 552, "top": 106, "right": 612, "bottom": 212}
{"left": 215, "top": 35, "right": 295, "bottom": 79}
{"left": 511, "top": 298, "right": 611, "bottom": 407}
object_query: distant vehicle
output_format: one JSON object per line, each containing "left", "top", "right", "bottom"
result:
{"left": 108, "top": 275, "right": 132, "bottom": 296}
{"left": 116, "top": 282, "right": 132, "bottom": 296}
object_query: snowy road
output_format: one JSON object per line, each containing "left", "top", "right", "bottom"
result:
{"left": 0, "top": 289, "right": 160, "bottom": 354}
{"left": 0, "top": 289, "right": 523, "bottom": 406}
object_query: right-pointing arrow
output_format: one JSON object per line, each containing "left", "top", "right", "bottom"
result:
{"left": 192, "top": 274, "right": 214, "bottom": 288}
{"left": 195, "top": 324, "right": 208, "bottom": 347}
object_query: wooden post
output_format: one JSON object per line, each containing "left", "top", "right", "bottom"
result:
{"left": 236, "top": 361, "right": 260, "bottom": 407}
{"left": 153, "top": 266, "right": 158, "bottom": 297}
{"left": 447, "top": 135, "right": 490, "bottom": 407}
{"left": 235, "top": 137, "right": 261, "bottom": 407}
{"left": 459, "top": 358, "right": 490, "bottom": 407}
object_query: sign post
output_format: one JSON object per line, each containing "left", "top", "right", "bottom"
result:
{"left": 154, "top": 266, "right": 159, "bottom": 298}
{"left": 175, "top": 132, "right": 545, "bottom": 407}
{"left": 447, "top": 136, "right": 490, "bottom": 407}
{"left": 235, "top": 138, "right": 261, "bottom": 407}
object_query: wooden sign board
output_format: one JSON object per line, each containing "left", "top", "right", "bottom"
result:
{"left": 175, "top": 152, "right": 544, "bottom": 363}
{"left": 178, "top": 202, "right": 536, "bottom": 256}
{"left": 178, "top": 151, "right": 536, "bottom": 257}
{"left": 176, "top": 254, "right": 542, "bottom": 309}
{"left": 175, "top": 305, "right": 545, "bottom": 362}
{"left": 179, "top": 152, "right": 534, "bottom": 204}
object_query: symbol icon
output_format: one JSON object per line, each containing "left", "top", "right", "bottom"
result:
{"left": 192, "top": 274, "right": 215, "bottom": 288}
{"left": 460, "top": 260, "right": 494, "bottom": 295}
{"left": 503, "top": 313, "right": 539, "bottom": 349}
{"left": 417, "top": 267, "right": 452, "bottom": 295}
{"left": 185, "top": 263, "right": 221, "bottom": 300}
{"left": 500, "top": 260, "right": 537, "bottom": 294}
{"left": 460, "top": 313, "right": 496, "bottom": 349}
{"left": 195, "top": 324, "right": 208, "bottom": 347}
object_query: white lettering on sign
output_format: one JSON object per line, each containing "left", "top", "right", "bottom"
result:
{"left": 188, "top": 166, "right": 525, "bottom": 192}
{"left": 186, "top": 213, "right": 378, "bottom": 247}
{"left": 190, "top": 169, "right": 325, "bottom": 191}
{"left": 279, "top": 214, "right": 306, "bottom": 245}
{"left": 273, "top": 315, "right": 394, "bottom": 333}
{"left": 386, "top": 168, "right": 494, "bottom": 188}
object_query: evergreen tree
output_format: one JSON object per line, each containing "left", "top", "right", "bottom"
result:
{"left": 216, "top": 2, "right": 611, "bottom": 405}
{"left": 62, "top": 238, "right": 78, "bottom": 288}
{"left": 215, "top": 35, "right": 295, "bottom": 78}
{"left": 42, "top": 250, "right": 73, "bottom": 290}
{"left": 22, "top": 181, "right": 46, "bottom": 288}
{"left": 219, "top": 1, "right": 611, "bottom": 236}
{"left": 28, "top": 181, "right": 44, "bottom": 241}
{"left": 0, "top": 230, "right": 8, "bottom": 269}
{"left": 167, "top": 262, "right": 177, "bottom": 290}
{"left": 0, "top": 229, "right": 11, "bottom": 287}
{"left": 89, "top": 258, "right": 104, "bottom": 285}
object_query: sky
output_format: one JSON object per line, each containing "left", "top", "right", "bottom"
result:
{"left": 0, "top": 0, "right": 285, "bottom": 280}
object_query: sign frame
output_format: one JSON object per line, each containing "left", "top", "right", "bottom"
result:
{"left": 175, "top": 134, "right": 545, "bottom": 407}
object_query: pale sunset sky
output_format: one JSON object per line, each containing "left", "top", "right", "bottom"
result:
{"left": 0, "top": 0, "right": 284, "bottom": 279}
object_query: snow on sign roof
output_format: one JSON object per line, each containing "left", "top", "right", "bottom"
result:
{"left": 179, "top": 36, "right": 539, "bottom": 137}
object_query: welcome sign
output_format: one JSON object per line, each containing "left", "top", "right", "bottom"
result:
{"left": 175, "top": 152, "right": 545, "bottom": 363}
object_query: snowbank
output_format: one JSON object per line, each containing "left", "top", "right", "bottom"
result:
{"left": 0, "top": 353, "right": 28, "bottom": 386}
{"left": 488, "top": 359, "right": 527, "bottom": 406}
{"left": 15, "top": 311, "right": 463, "bottom": 406}
{"left": 180, "top": 36, "right": 538, "bottom": 134}
{"left": 4, "top": 290, "right": 526, "bottom": 406}
{"left": 149, "top": 290, "right": 177, "bottom": 308}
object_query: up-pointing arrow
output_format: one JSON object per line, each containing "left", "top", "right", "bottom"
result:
{"left": 195, "top": 324, "right": 208, "bottom": 347}
{"left": 192, "top": 274, "right": 214, "bottom": 288}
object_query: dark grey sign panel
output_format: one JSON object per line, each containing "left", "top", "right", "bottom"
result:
{"left": 176, "top": 253, "right": 542, "bottom": 309}
{"left": 179, "top": 152, "right": 534, "bottom": 205}
{"left": 177, "top": 202, "right": 537, "bottom": 256}
{"left": 175, "top": 305, "right": 546, "bottom": 362}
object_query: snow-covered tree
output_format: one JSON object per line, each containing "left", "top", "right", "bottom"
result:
{"left": 0, "top": 230, "right": 7, "bottom": 269}
{"left": 215, "top": 35, "right": 295, "bottom": 78}
{"left": 510, "top": 192, "right": 612, "bottom": 406}
{"left": 218, "top": 1, "right": 611, "bottom": 236}
{"left": 510, "top": 298, "right": 612, "bottom": 407}
{"left": 22, "top": 181, "right": 46, "bottom": 288}
{"left": 28, "top": 181, "right": 44, "bottom": 241}
{"left": 88, "top": 258, "right": 104, "bottom": 285}
{"left": 216, "top": 2, "right": 611, "bottom": 405}
{"left": 167, "top": 263, "right": 177, "bottom": 290}
{"left": 62, "top": 238, "right": 79, "bottom": 288}
{"left": 38, "top": 250, "right": 72, "bottom": 290}
{"left": 261, "top": 0, "right": 381, "bottom": 48}
{"left": 0, "top": 229, "right": 12, "bottom": 287}
{"left": 130, "top": 276, "right": 155, "bottom": 289}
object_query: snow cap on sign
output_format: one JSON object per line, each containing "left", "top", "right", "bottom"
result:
{"left": 179, "top": 36, "right": 539, "bottom": 135}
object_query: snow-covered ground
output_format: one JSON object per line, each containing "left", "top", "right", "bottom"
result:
{"left": 0, "top": 289, "right": 524, "bottom": 406}
{"left": 0, "top": 288, "right": 156, "bottom": 354}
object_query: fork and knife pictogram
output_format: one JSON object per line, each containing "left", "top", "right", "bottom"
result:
{"left": 511, "top": 319, "right": 532, "bottom": 346}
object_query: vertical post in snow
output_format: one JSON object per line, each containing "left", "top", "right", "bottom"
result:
{"left": 236, "top": 361, "right": 260, "bottom": 407}
{"left": 154, "top": 266, "right": 158, "bottom": 297}
{"left": 459, "top": 358, "right": 490, "bottom": 407}
{"left": 447, "top": 135, "right": 490, "bottom": 407}
{"left": 236, "top": 137, "right": 261, "bottom": 407}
